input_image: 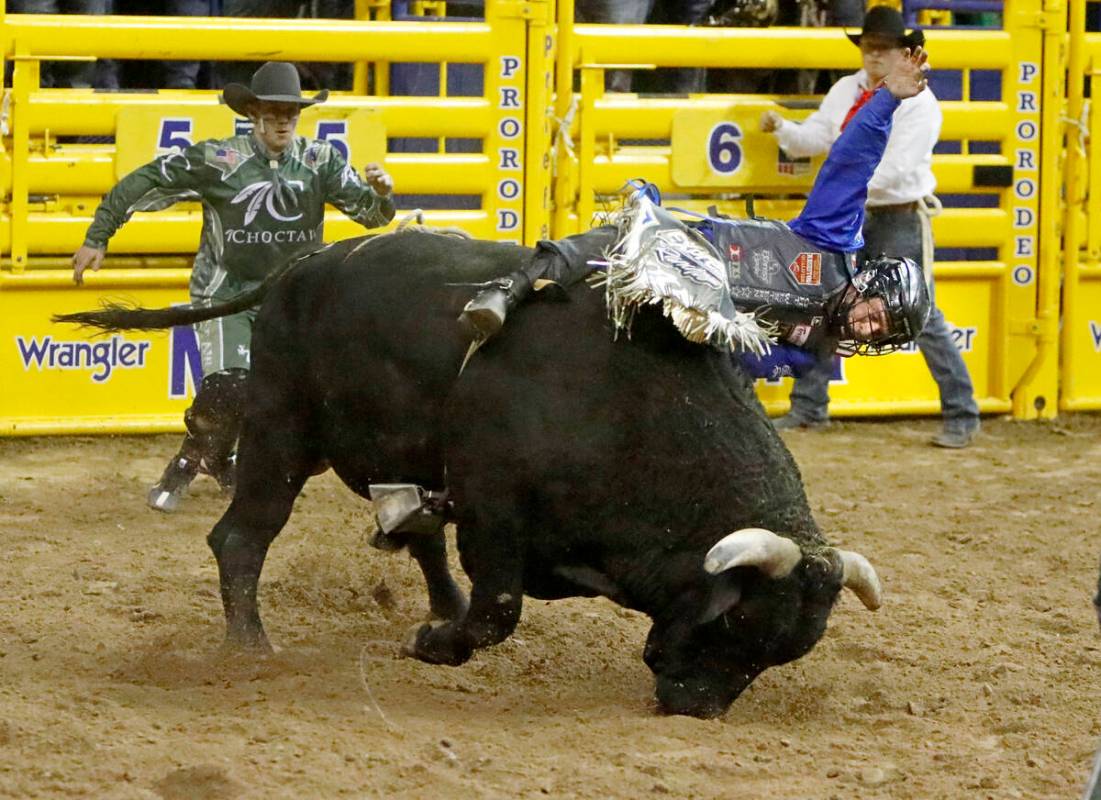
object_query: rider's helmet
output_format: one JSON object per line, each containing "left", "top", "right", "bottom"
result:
{"left": 833, "top": 256, "right": 931, "bottom": 355}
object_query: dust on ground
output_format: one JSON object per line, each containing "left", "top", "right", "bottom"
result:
{"left": 1, "top": 415, "right": 1099, "bottom": 799}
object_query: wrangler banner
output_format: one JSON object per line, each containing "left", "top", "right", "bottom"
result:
{"left": 1, "top": 272, "right": 194, "bottom": 434}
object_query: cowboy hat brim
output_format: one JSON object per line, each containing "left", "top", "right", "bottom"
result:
{"left": 222, "top": 84, "right": 329, "bottom": 117}
{"left": 847, "top": 30, "right": 925, "bottom": 49}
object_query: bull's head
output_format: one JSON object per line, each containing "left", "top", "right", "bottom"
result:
{"left": 645, "top": 528, "right": 880, "bottom": 718}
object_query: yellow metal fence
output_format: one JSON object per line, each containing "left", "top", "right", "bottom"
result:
{"left": 0, "top": 0, "right": 1087, "bottom": 433}
{"left": 552, "top": 0, "right": 1063, "bottom": 420}
{"left": 0, "top": 3, "right": 555, "bottom": 434}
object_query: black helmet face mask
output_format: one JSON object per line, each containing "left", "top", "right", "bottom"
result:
{"left": 834, "top": 256, "right": 932, "bottom": 355}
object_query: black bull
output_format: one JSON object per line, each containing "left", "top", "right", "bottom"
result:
{"left": 57, "top": 230, "right": 882, "bottom": 718}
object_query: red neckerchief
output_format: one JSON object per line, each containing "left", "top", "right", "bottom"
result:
{"left": 840, "top": 84, "right": 878, "bottom": 132}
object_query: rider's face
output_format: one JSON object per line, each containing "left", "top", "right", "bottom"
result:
{"left": 846, "top": 295, "right": 891, "bottom": 342}
{"left": 860, "top": 36, "right": 906, "bottom": 85}
{"left": 250, "top": 101, "right": 300, "bottom": 155}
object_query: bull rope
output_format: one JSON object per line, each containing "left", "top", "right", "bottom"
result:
{"left": 345, "top": 209, "right": 473, "bottom": 262}
{"left": 358, "top": 640, "right": 402, "bottom": 730}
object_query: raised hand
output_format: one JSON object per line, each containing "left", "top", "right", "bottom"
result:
{"left": 363, "top": 163, "right": 393, "bottom": 197}
{"left": 884, "top": 46, "right": 930, "bottom": 100}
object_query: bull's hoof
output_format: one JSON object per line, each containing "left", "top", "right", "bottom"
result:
{"left": 654, "top": 675, "right": 732, "bottom": 719}
{"left": 401, "top": 620, "right": 469, "bottom": 666}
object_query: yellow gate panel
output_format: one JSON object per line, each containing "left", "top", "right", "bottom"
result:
{"left": 0, "top": 271, "right": 192, "bottom": 435}
{"left": 1061, "top": 266, "right": 1101, "bottom": 409}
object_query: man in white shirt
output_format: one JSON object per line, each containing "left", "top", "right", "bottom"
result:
{"left": 760, "top": 5, "right": 980, "bottom": 448}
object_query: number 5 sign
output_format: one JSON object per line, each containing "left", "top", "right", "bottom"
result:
{"left": 312, "top": 109, "right": 385, "bottom": 166}
{"left": 115, "top": 106, "right": 386, "bottom": 179}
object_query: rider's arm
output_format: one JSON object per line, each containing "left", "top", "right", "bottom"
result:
{"left": 788, "top": 87, "right": 901, "bottom": 252}
{"left": 735, "top": 344, "right": 821, "bottom": 380}
{"left": 867, "top": 89, "right": 941, "bottom": 202}
{"left": 320, "top": 144, "right": 396, "bottom": 229}
{"left": 83, "top": 143, "right": 209, "bottom": 250}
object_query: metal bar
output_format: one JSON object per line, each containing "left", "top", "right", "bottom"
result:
{"left": 9, "top": 43, "right": 33, "bottom": 272}
{"left": 523, "top": 0, "right": 554, "bottom": 244}
{"left": 577, "top": 66, "right": 600, "bottom": 231}
{"left": 552, "top": 0, "right": 576, "bottom": 237}
{"left": 0, "top": 417, "right": 186, "bottom": 436}
{"left": 1089, "top": 69, "right": 1101, "bottom": 259}
{"left": 1060, "top": 0, "right": 1087, "bottom": 410}
{"left": 21, "top": 92, "right": 492, "bottom": 137}
{"left": 16, "top": 150, "right": 491, "bottom": 195}
{"left": 961, "top": 68, "right": 971, "bottom": 156}
{"left": 580, "top": 98, "right": 1010, "bottom": 140}
{"left": 0, "top": 15, "right": 492, "bottom": 62}
{"left": 0, "top": 209, "right": 499, "bottom": 253}
{"left": 762, "top": 397, "right": 1014, "bottom": 417}
{"left": 0, "top": 268, "right": 189, "bottom": 288}
{"left": 570, "top": 25, "right": 1012, "bottom": 70}
{"left": 1010, "top": 0, "right": 1065, "bottom": 419}
{"left": 0, "top": 256, "right": 191, "bottom": 269}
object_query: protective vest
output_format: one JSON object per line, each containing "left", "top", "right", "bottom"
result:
{"left": 698, "top": 217, "right": 856, "bottom": 351}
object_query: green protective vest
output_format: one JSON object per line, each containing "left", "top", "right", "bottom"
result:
{"left": 85, "top": 134, "right": 396, "bottom": 300}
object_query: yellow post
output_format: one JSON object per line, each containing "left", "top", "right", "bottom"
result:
{"left": 523, "top": 0, "right": 555, "bottom": 245}
{"left": 576, "top": 66, "right": 601, "bottom": 234}
{"left": 9, "top": 48, "right": 36, "bottom": 274}
{"left": 352, "top": 0, "right": 372, "bottom": 95}
{"left": 1058, "top": 0, "right": 1086, "bottom": 410}
{"left": 484, "top": 0, "right": 530, "bottom": 243}
{"left": 1010, "top": 0, "right": 1066, "bottom": 418}
{"left": 552, "top": 0, "right": 575, "bottom": 237}
{"left": 1089, "top": 65, "right": 1101, "bottom": 262}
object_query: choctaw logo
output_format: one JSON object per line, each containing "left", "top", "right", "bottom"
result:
{"left": 788, "top": 252, "right": 822, "bottom": 286}
{"left": 231, "top": 179, "right": 306, "bottom": 225}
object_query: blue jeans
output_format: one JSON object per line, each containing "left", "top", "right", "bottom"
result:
{"left": 787, "top": 207, "right": 980, "bottom": 428}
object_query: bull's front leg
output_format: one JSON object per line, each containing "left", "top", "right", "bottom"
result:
{"left": 403, "top": 533, "right": 523, "bottom": 666}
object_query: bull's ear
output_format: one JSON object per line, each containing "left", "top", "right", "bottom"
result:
{"left": 699, "top": 577, "right": 742, "bottom": 624}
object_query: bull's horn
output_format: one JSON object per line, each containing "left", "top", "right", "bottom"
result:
{"left": 835, "top": 549, "right": 882, "bottom": 611}
{"left": 704, "top": 528, "right": 802, "bottom": 579}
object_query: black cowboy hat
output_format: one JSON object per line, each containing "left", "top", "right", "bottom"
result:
{"left": 846, "top": 5, "right": 925, "bottom": 50}
{"left": 222, "top": 61, "right": 328, "bottom": 117}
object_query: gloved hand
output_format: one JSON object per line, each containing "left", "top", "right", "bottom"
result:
{"left": 627, "top": 180, "right": 662, "bottom": 206}
{"left": 736, "top": 344, "right": 819, "bottom": 381}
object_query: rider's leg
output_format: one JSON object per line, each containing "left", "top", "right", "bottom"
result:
{"left": 458, "top": 226, "right": 619, "bottom": 341}
{"left": 148, "top": 309, "right": 252, "bottom": 512}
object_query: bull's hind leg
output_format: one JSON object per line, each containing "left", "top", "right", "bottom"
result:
{"left": 404, "top": 533, "right": 469, "bottom": 621}
{"left": 207, "top": 411, "right": 315, "bottom": 652}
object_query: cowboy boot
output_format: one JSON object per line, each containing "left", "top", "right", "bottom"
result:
{"left": 457, "top": 270, "right": 535, "bottom": 342}
{"left": 147, "top": 369, "right": 247, "bottom": 512}
{"left": 457, "top": 227, "right": 618, "bottom": 343}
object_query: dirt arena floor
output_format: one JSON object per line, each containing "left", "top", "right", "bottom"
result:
{"left": 2, "top": 415, "right": 1100, "bottom": 799}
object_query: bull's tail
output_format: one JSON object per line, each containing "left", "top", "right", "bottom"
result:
{"left": 52, "top": 251, "right": 302, "bottom": 333}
